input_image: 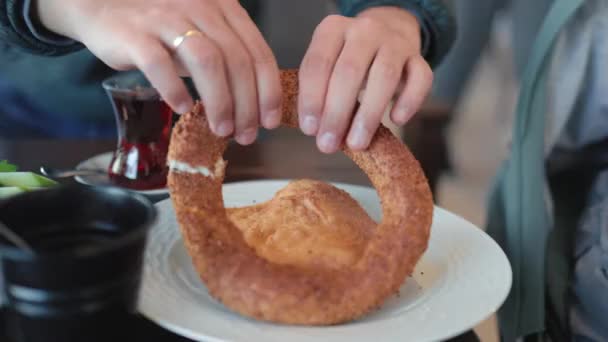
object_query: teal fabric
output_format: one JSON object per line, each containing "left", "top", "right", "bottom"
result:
{"left": 485, "top": 0, "right": 587, "bottom": 340}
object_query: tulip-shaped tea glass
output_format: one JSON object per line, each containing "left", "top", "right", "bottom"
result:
{"left": 102, "top": 71, "right": 173, "bottom": 190}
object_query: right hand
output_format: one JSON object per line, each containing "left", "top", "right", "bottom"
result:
{"left": 38, "top": 0, "right": 282, "bottom": 145}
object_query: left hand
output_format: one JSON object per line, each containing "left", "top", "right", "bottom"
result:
{"left": 298, "top": 7, "right": 433, "bottom": 153}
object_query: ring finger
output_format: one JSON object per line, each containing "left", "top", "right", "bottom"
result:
{"left": 160, "top": 24, "right": 234, "bottom": 137}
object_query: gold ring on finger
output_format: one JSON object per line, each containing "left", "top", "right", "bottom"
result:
{"left": 172, "top": 29, "right": 205, "bottom": 50}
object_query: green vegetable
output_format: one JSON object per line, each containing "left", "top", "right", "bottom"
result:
{"left": 0, "top": 160, "right": 17, "bottom": 172}
{"left": 0, "top": 187, "right": 25, "bottom": 199}
{"left": 0, "top": 162, "right": 56, "bottom": 199}
{"left": 0, "top": 172, "right": 58, "bottom": 189}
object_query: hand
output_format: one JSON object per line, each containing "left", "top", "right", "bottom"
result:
{"left": 298, "top": 7, "right": 433, "bottom": 153}
{"left": 38, "top": 0, "right": 282, "bottom": 145}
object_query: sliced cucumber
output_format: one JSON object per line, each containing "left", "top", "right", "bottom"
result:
{"left": 0, "top": 172, "right": 58, "bottom": 189}
{"left": 0, "top": 187, "right": 25, "bottom": 199}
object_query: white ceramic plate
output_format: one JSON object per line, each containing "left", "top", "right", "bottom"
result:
{"left": 139, "top": 180, "right": 512, "bottom": 342}
{"left": 74, "top": 152, "right": 169, "bottom": 196}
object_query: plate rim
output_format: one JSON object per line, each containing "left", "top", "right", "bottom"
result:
{"left": 139, "top": 179, "right": 512, "bottom": 342}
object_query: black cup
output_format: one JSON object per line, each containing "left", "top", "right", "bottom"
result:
{"left": 0, "top": 184, "right": 156, "bottom": 342}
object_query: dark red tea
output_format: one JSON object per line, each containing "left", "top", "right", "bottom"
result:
{"left": 107, "top": 93, "right": 172, "bottom": 190}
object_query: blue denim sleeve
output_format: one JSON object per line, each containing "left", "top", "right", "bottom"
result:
{"left": 22, "top": 0, "right": 75, "bottom": 46}
{"left": 337, "top": 0, "right": 455, "bottom": 68}
{"left": 1, "top": 0, "right": 82, "bottom": 56}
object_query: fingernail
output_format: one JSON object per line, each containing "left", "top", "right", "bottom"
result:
{"left": 216, "top": 120, "right": 234, "bottom": 137}
{"left": 301, "top": 115, "right": 319, "bottom": 136}
{"left": 177, "top": 102, "right": 192, "bottom": 114}
{"left": 318, "top": 132, "right": 337, "bottom": 153}
{"left": 263, "top": 109, "right": 281, "bottom": 129}
{"left": 394, "top": 106, "right": 411, "bottom": 125}
{"left": 347, "top": 122, "right": 368, "bottom": 150}
{"left": 236, "top": 128, "right": 258, "bottom": 145}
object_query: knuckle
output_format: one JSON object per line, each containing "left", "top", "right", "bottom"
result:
{"left": 162, "top": 14, "right": 187, "bottom": 30}
{"left": 182, "top": 0, "right": 207, "bottom": 9}
{"left": 227, "top": 47, "right": 251, "bottom": 69}
{"left": 228, "top": 51, "right": 253, "bottom": 74}
{"left": 354, "top": 16, "right": 379, "bottom": 33}
{"left": 143, "top": 6, "right": 166, "bottom": 20}
{"left": 216, "top": 0, "right": 239, "bottom": 5}
{"left": 250, "top": 46, "right": 275, "bottom": 66}
{"left": 139, "top": 6, "right": 179, "bottom": 28}
{"left": 386, "top": 35, "right": 408, "bottom": 52}
{"left": 335, "top": 58, "right": 365, "bottom": 77}
{"left": 375, "top": 60, "right": 403, "bottom": 79}
{"left": 230, "top": 1, "right": 251, "bottom": 17}
{"left": 349, "top": 18, "right": 386, "bottom": 43}
{"left": 390, "top": 27, "right": 419, "bottom": 49}
{"left": 191, "top": 48, "right": 223, "bottom": 70}
{"left": 320, "top": 14, "right": 347, "bottom": 29}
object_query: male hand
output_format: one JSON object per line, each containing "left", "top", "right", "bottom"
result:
{"left": 39, "top": 0, "right": 283, "bottom": 145}
{"left": 299, "top": 7, "right": 433, "bottom": 153}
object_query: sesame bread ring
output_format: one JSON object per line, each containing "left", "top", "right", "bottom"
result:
{"left": 167, "top": 69, "right": 433, "bottom": 325}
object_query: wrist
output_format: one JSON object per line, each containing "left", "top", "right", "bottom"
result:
{"left": 356, "top": 6, "right": 422, "bottom": 53}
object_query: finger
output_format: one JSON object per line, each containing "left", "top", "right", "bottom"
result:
{"left": 316, "top": 22, "right": 381, "bottom": 154}
{"left": 173, "top": 30, "right": 234, "bottom": 137}
{"left": 390, "top": 55, "right": 433, "bottom": 125}
{"left": 128, "top": 36, "right": 193, "bottom": 114}
{"left": 192, "top": 14, "right": 259, "bottom": 145}
{"left": 346, "top": 44, "right": 406, "bottom": 150}
{"left": 221, "top": 1, "right": 282, "bottom": 130}
{"left": 298, "top": 15, "right": 348, "bottom": 136}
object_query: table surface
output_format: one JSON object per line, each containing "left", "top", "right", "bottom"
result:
{"left": 1, "top": 128, "right": 372, "bottom": 185}
{"left": 0, "top": 130, "right": 478, "bottom": 342}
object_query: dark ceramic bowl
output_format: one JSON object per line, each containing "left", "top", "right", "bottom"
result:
{"left": 0, "top": 184, "right": 156, "bottom": 342}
